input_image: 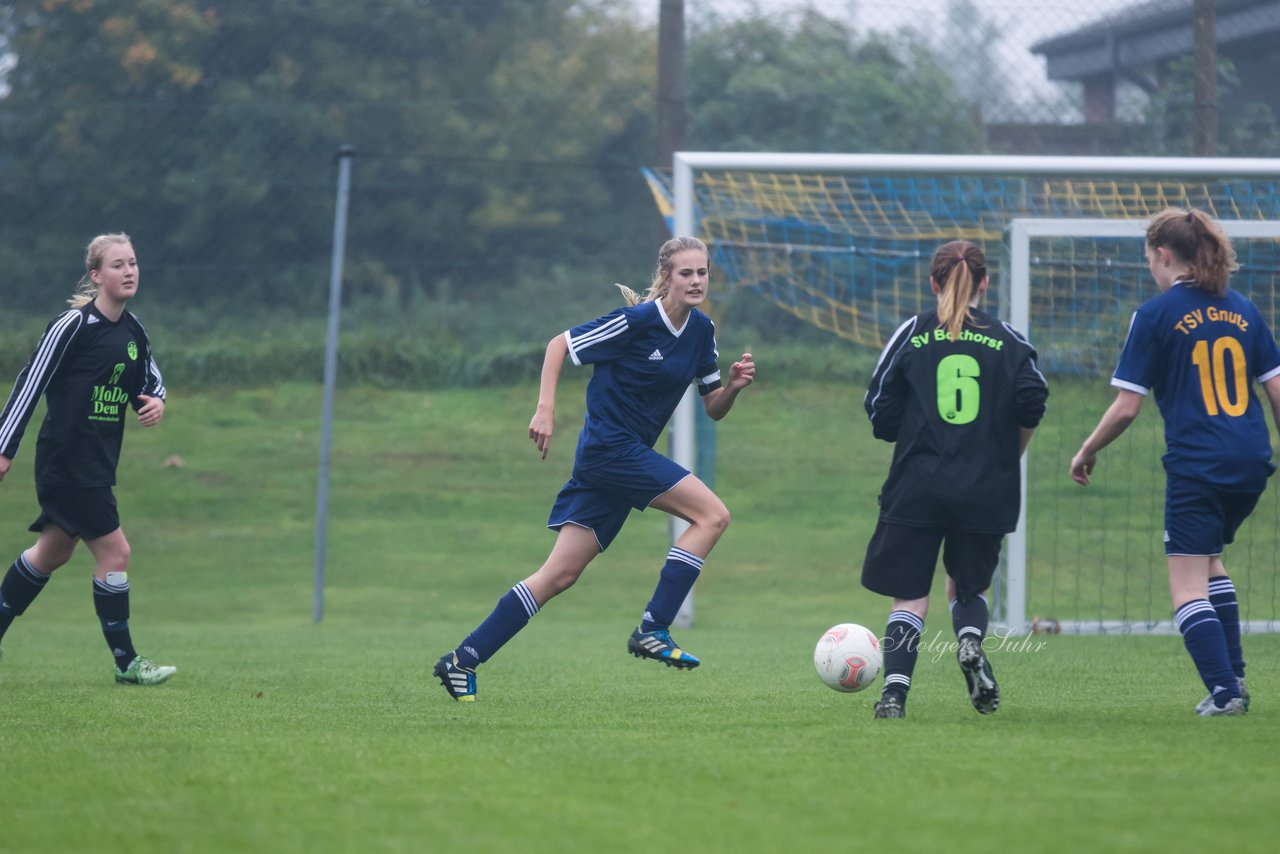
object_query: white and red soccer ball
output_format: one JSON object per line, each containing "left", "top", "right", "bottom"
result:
{"left": 813, "top": 623, "right": 882, "bottom": 693}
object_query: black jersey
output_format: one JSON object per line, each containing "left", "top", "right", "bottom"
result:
{"left": 864, "top": 308, "right": 1048, "bottom": 534}
{"left": 0, "top": 302, "right": 165, "bottom": 487}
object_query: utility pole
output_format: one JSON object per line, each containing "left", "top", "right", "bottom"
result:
{"left": 1192, "top": 0, "right": 1218, "bottom": 156}
{"left": 657, "top": 0, "right": 698, "bottom": 628}
{"left": 657, "top": 0, "right": 686, "bottom": 191}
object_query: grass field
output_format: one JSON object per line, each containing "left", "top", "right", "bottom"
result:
{"left": 2, "top": 378, "right": 1279, "bottom": 852}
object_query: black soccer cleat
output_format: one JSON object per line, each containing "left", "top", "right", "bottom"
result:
{"left": 433, "top": 652, "right": 477, "bottom": 702}
{"left": 627, "top": 627, "right": 700, "bottom": 669}
{"left": 957, "top": 636, "right": 999, "bottom": 714}
{"left": 873, "top": 691, "right": 906, "bottom": 719}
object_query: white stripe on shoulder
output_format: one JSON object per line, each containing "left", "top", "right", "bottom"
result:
{"left": 872, "top": 316, "right": 919, "bottom": 375}
{"left": 864, "top": 316, "right": 920, "bottom": 410}
{"left": 999, "top": 320, "right": 1032, "bottom": 347}
{"left": 1110, "top": 377, "right": 1148, "bottom": 395}
{"left": 568, "top": 314, "right": 629, "bottom": 361}
{"left": 1259, "top": 364, "right": 1280, "bottom": 384}
{"left": 0, "top": 310, "right": 83, "bottom": 450}
{"left": 563, "top": 330, "right": 580, "bottom": 366}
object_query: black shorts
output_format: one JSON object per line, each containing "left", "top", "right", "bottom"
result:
{"left": 861, "top": 521, "right": 1003, "bottom": 602}
{"left": 28, "top": 484, "right": 120, "bottom": 541}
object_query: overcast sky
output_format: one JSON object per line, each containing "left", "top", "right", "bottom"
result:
{"left": 667, "top": 0, "right": 1144, "bottom": 118}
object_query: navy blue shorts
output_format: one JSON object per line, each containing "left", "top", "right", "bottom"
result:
{"left": 1164, "top": 473, "right": 1262, "bottom": 556}
{"left": 861, "top": 521, "right": 1003, "bottom": 602}
{"left": 547, "top": 445, "right": 690, "bottom": 551}
{"left": 29, "top": 484, "right": 120, "bottom": 541}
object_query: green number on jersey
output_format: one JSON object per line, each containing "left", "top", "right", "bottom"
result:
{"left": 937, "top": 354, "right": 980, "bottom": 425}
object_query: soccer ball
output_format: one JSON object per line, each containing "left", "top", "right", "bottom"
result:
{"left": 813, "top": 623, "right": 882, "bottom": 693}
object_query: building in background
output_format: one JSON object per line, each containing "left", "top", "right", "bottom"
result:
{"left": 993, "top": 0, "right": 1280, "bottom": 153}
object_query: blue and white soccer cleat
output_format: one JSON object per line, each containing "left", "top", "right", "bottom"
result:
{"left": 1195, "top": 678, "right": 1249, "bottom": 715}
{"left": 433, "top": 652, "right": 477, "bottom": 702}
{"left": 1198, "top": 695, "right": 1247, "bottom": 717}
{"left": 627, "top": 627, "right": 700, "bottom": 669}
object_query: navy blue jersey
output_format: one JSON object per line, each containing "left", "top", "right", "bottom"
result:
{"left": 0, "top": 303, "right": 165, "bottom": 487}
{"left": 565, "top": 300, "right": 720, "bottom": 466}
{"left": 1113, "top": 280, "right": 1280, "bottom": 491}
{"left": 865, "top": 308, "right": 1048, "bottom": 534}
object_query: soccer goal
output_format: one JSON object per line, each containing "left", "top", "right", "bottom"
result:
{"left": 652, "top": 151, "right": 1280, "bottom": 634}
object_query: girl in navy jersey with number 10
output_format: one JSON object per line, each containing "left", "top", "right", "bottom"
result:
{"left": 0, "top": 233, "right": 175, "bottom": 686}
{"left": 1071, "top": 208, "right": 1280, "bottom": 717}
{"left": 434, "top": 236, "right": 755, "bottom": 701}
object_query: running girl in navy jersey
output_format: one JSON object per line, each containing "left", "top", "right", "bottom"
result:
{"left": 0, "top": 233, "right": 176, "bottom": 685}
{"left": 1071, "top": 208, "right": 1280, "bottom": 717}
{"left": 434, "top": 236, "right": 755, "bottom": 701}
{"left": 863, "top": 240, "right": 1048, "bottom": 719}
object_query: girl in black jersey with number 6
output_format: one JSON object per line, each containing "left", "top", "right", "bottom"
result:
{"left": 0, "top": 233, "right": 176, "bottom": 685}
{"left": 861, "top": 241, "right": 1048, "bottom": 719}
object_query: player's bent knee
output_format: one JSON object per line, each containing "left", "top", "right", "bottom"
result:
{"left": 705, "top": 504, "right": 731, "bottom": 535}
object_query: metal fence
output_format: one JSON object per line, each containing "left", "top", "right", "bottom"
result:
{"left": 1, "top": 0, "right": 1275, "bottom": 325}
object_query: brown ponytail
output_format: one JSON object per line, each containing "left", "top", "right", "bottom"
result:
{"left": 1146, "top": 208, "right": 1238, "bottom": 296}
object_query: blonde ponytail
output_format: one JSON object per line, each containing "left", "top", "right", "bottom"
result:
{"left": 931, "top": 240, "right": 987, "bottom": 341}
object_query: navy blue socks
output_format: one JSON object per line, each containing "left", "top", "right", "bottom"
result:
{"left": 1208, "top": 575, "right": 1245, "bottom": 679}
{"left": 640, "top": 548, "right": 704, "bottom": 633}
{"left": 455, "top": 582, "right": 540, "bottom": 670}
{"left": 1175, "top": 599, "right": 1240, "bottom": 707}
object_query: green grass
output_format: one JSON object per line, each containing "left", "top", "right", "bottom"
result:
{"left": 1, "top": 379, "right": 1279, "bottom": 852}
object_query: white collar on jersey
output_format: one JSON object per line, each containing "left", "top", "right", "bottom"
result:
{"left": 655, "top": 298, "right": 687, "bottom": 337}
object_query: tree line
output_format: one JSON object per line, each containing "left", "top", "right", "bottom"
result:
{"left": 1, "top": 1, "right": 1273, "bottom": 322}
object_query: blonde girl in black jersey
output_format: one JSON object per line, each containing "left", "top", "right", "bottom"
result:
{"left": 0, "top": 233, "right": 175, "bottom": 685}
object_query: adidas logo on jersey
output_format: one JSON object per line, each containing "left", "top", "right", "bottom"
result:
{"left": 648, "top": 349, "right": 663, "bottom": 361}
{"left": 87, "top": 315, "right": 100, "bottom": 324}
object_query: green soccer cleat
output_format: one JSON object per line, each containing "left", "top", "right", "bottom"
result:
{"left": 115, "top": 655, "right": 177, "bottom": 686}
{"left": 433, "top": 653, "right": 477, "bottom": 702}
{"left": 627, "top": 627, "right": 700, "bottom": 669}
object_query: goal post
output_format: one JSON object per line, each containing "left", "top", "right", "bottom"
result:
{"left": 658, "top": 151, "right": 1280, "bottom": 634}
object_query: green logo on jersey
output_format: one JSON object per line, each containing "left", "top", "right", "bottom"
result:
{"left": 88, "top": 363, "right": 129, "bottom": 423}
{"left": 127, "top": 341, "right": 138, "bottom": 360}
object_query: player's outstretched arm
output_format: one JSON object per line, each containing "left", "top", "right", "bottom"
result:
{"left": 1070, "top": 389, "right": 1143, "bottom": 486}
{"left": 529, "top": 335, "right": 569, "bottom": 460}
{"left": 1262, "top": 375, "right": 1280, "bottom": 438}
{"left": 703, "top": 352, "right": 755, "bottom": 421}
